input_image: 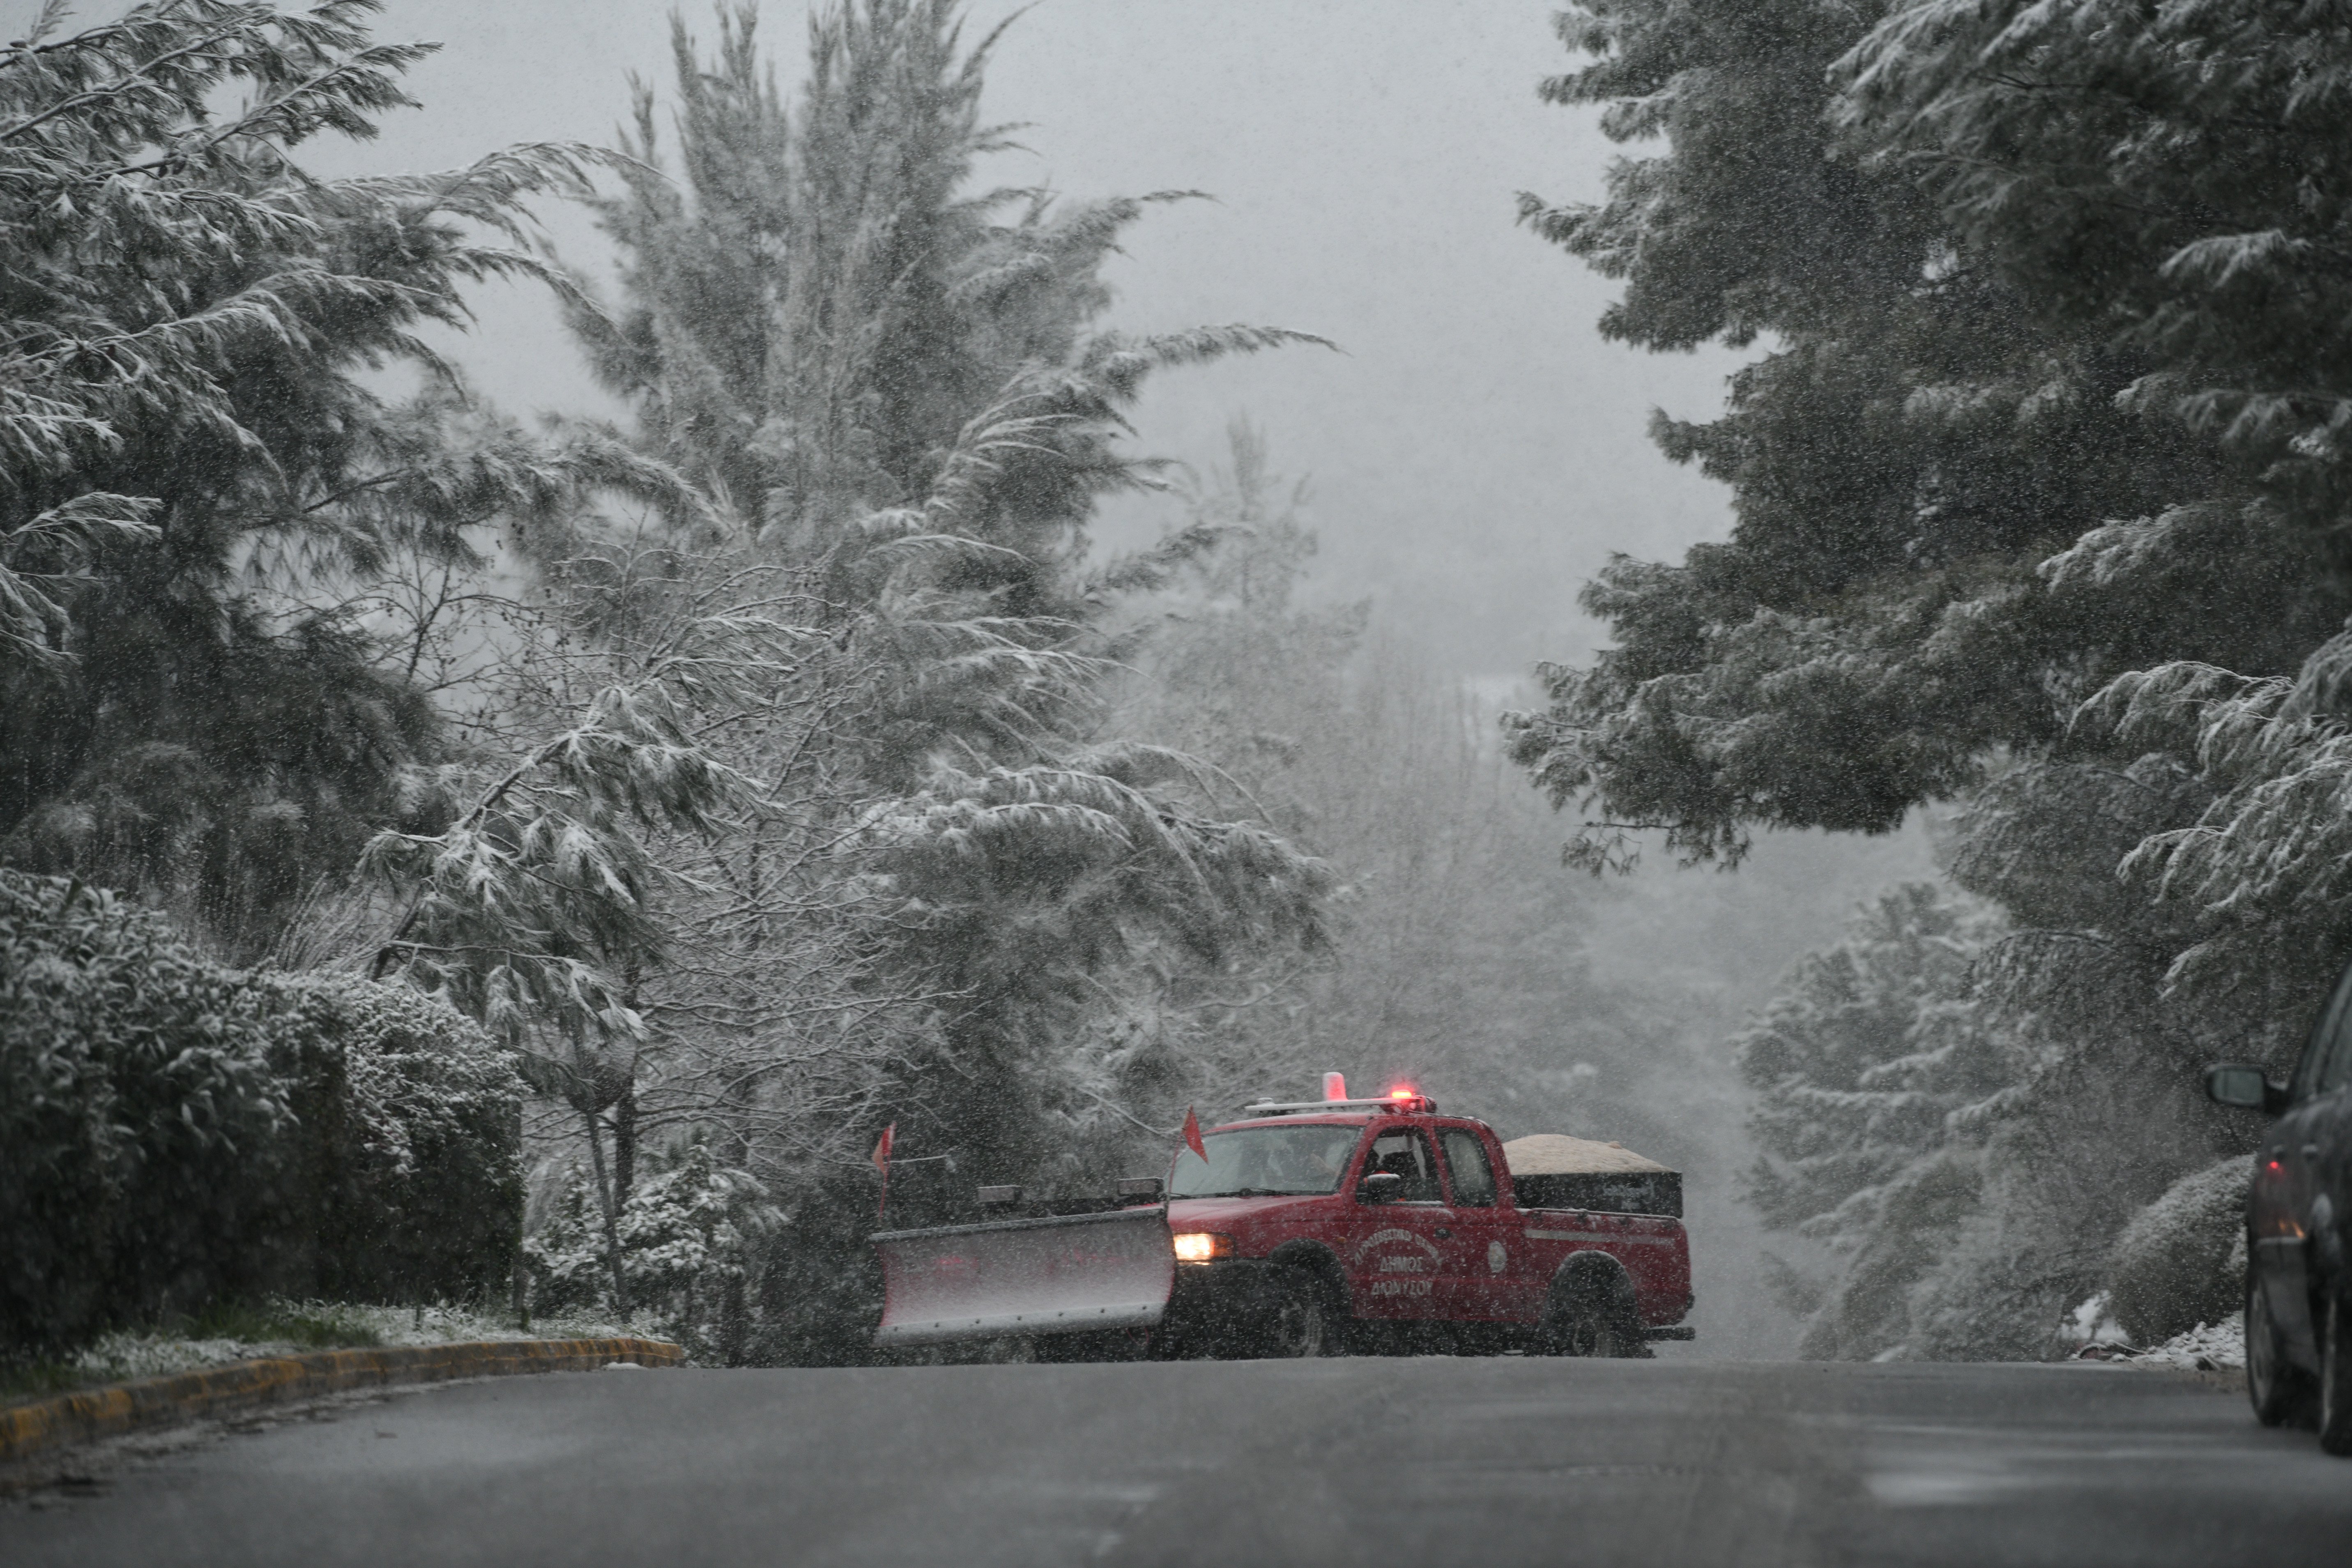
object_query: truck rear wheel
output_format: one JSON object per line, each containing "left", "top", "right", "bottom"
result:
{"left": 1263, "top": 1266, "right": 1332, "bottom": 1358}
{"left": 1541, "top": 1264, "right": 1644, "bottom": 1359}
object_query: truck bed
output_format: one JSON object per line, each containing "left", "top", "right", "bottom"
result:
{"left": 1511, "top": 1170, "right": 1682, "bottom": 1218}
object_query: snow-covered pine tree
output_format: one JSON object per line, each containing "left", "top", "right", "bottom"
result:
{"left": 429, "top": 2, "right": 1341, "bottom": 1356}
{"left": 1736, "top": 883, "right": 2020, "bottom": 1358}
{"left": 1102, "top": 422, "right": 1672, "bottom": 1163}
{"left": 1510, "top": 0, "right": 2352, "bottom": 1355}
{"left": 0, "top": 0, "right": 693, "bottom": 957}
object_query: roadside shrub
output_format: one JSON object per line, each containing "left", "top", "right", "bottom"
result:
{"left": 743, "top": 1173, "right": 893, "bottom": 1367}
{"left": 2106, "top": 1157, "right": 2248, "bottom": 1346}
{"left": 261, "top": 972, "right": 527, "bottom": 1307}
{"left": 0, "top": 870, "right": 524, "bottom": 1357}
{"left": 1, "top": 874, "right": 295, "bottom": 1353}
{"left": 525, "top": 1140, "right": 776, "bottom": 1361}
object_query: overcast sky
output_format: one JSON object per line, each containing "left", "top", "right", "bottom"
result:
{"left": 83, "top": 0, "right": 1738, "bottom": 679}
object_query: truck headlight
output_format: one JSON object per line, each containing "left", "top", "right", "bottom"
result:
{"left": 1171, "top": 1232, "right": 1236, "bottom": 1263}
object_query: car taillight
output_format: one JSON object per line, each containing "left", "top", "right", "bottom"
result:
{"left": 1171, "top": 1232, "right": 1236, "bottom": 1263}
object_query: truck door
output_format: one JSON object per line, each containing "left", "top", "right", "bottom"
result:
{"left": 1342, "top": 1126, "right": 1454, "bottom": 1319}
{"left": 1434, "top": 1125, "right": 1529, "bottom": 1321}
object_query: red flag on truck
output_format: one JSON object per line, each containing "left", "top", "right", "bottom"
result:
{"left": 1182, "top": 1106, "right": 1206, "bottom": 1161}
{"left": 872, "top": 1123, "right": 895, "bottom": 1216}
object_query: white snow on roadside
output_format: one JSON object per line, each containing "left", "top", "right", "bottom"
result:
{"left": 73, "top": 1336, "right": 296, "bottom": 1382}
{"left": 2132, "top": 1317, "right": 2244, "bottom": 1371}
{"left": 2060, "top": 1292, "right": 2126, "bottom": 1349}
{"left": 2055, "top": 1292, "right": 2244, "bottom": 1371}
{"left": 69, "top": 1301, "right": 638, "bottom": 1384}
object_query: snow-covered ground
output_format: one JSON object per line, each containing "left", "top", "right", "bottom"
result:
{"left": 2131, "top": 1317, "right": 2246, "bottom": 1371}
{"left": 2060, "top": 1291, "right": 2244, "bottom": 1371}
{"left": 67, "top": 1302, "right": 637, "bottom": 1385}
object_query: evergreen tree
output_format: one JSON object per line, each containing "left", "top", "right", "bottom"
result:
{"left": 449, "top": 5, "right": 1337, "bottom": 1349}
{"left": 1510, "top": 0, "right": 2352, "bottom": 1352}
{"left": 0, "top": 0, "right": 680, "bottom": 957}
{"left": 1736, "top": 883, "right": 2018, "bottom": 1358}
{"left": 1109, "top": 424, "right": 1672, "bottom": 1161}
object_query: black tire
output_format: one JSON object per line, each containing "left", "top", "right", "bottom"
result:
{"left": 2320, "top": 1294, "right": 2352, "bottom": 1457}
{"left": 1540, "top": 1265, "right": 1645, "bottom": 1359}
{"left": 1263, "top": 1266, "right": 1332, "bottom": 1358}
{"left": 2247, "top": 1268, "right": 2316, "bottom": 1428}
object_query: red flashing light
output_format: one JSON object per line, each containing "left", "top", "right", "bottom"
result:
{"left": 1389, "top": 1087, "right": 1415, "bottom": 1101}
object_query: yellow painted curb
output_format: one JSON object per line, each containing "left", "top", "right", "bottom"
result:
{"left": 0, "top": 1336, "right": 683, "bottom": 1466}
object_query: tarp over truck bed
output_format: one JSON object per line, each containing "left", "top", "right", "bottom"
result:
{"left": 1502, "top": 1134, "right": 1682, "bottom": 1218}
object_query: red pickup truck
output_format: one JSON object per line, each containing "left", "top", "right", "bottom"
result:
{"left": 872, "top": 1089, "right": 1695, "bottom": 1359}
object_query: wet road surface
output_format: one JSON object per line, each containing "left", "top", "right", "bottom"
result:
{"left": 3, "top": 1357, "right": 2345, "bottom": 1567}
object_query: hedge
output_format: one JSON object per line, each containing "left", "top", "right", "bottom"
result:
{"left": 0, "top": 871, "right": 524, "bottom": 1356}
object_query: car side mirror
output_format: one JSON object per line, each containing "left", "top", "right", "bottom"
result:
{"left": 1358, "top": 1171, "right": 1404, "bottom": 1203}
{"left": 2205, "top": 1063, "right": 2288, "bottom": 1116}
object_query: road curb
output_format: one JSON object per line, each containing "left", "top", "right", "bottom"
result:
{"left": 0, "top": 1336, "right": 684, "bottom": 1466}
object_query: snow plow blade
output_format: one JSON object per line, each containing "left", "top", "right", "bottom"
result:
{"left": 872, "top": 1205, "right": 1176, "bottom": 1347}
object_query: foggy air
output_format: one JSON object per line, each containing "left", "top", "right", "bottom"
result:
{"left": 5, "top": 2, "right": 2351, "bottom": 1564}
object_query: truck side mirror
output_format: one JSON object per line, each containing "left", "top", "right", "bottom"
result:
{"left": 1358, "top": 1171, "right": 1404, "bottom": 1204}
{"left": 2205, "top": 1063, "right": 2288, "bottom": 1116}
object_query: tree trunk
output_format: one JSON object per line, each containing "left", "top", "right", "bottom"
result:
{"left": 614, "top": 1080, "right": 638, "bottom": 1211}
{"left": 720, "top": 1273, "right": 747, "bottom": 1367}
{"left": 581, "top": 1105, "right": 632, "bottom": 1324}
{"left": 614, "top": 959, "right": 641, "bottom": 1208}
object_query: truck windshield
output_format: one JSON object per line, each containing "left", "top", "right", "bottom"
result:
{"left": 1170, "top": 1125, "right": 1364, "bottom": 1197}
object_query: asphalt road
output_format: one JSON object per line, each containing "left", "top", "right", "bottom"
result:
{"left": 4, "top": 1356, "right": 2347, "bottom": 1567}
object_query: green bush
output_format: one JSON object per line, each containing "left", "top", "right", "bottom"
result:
{"left": 525, "top": 1140, "right": 775, "bottom": 1361}
{"left": 0, "top": 870, "right": 524, "bottom": 1356}
{"left": 260, "top": 971, "right": 527, "bottom": 1308}
{"left": 2106, "top": 1157, "right": 2249, "bottom": 1347}
{"left": 2, "top": 873, "right": 293, "bottom": 1352}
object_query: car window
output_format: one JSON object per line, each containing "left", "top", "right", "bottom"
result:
{"left": 1438, "top": 1128, "right": 1495, "bottom": 1207}
{"left": 2300, "top": 963, "right": 2352, "bottom": 1100}
{"left": 2322, "top": 1012, "right": 2352, "bottom": 1098}
{"left": 1363, "top": 1129, "right": 1441, "bottom": 1203}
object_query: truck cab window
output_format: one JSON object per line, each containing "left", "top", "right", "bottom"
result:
{"left": 1364, "top": 1130, "right": 1441, "bottom": 1203}
{"left": 1438, "top": 1129, "right": 1495, "bottom": 1207}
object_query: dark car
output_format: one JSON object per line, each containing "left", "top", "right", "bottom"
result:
{"left": 2207, "top": 961, "right": 2352, "bottom": 1455}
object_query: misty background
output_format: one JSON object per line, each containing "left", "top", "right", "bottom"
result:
{"left": 15, "top": 0, "right": 2345, "bottom": 1418}
{"left": 0, "top": 0, "right": 1954, "bottom": 1361}
{"left": 278, "top": 0, "right": 1933, "bottom": 1355}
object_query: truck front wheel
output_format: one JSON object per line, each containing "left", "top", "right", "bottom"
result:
{"left": 1263, "top": 1266, "right": 1332, "bottom": 1358}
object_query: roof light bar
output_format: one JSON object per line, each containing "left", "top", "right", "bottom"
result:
{"left": 1239, "top": 1095, "right": 1438, "bottom": 1118}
